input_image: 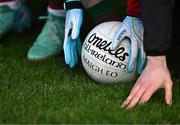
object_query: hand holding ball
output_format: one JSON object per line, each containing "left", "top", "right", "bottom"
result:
{"left": 81, "top": 22, "right": 137, "bottom": 84}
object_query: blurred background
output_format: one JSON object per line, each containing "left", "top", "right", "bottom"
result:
{"left": 24, "top": 0, "right": 126, "bottom": 26}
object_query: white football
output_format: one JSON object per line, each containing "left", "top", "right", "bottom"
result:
{"left": 81, "top": 21, "right": 137, "bottom": 84}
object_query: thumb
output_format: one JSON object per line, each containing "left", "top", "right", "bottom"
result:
{"left": 111, "top": 24, "right": 130, "bottom": 50}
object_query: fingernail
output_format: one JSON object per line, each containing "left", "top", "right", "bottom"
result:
{"left": 121, "top": 103, "right": 125, "bottom": 108}
{"left": 126, "top": 106, "right": 133, "bottom": 110}
{"left": 139, "top": 101, "right": 146, "bottom": 106}
{"left": 121, "top": 101, "right": 128, "bottom": 108}
{"left": 167, "top": 98, "right": 172, "bottom": 106}
{"left": 139, "top": 100, "right": 144, "bottom": 105}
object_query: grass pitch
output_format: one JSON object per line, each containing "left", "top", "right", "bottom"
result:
{"left": 0, "top": 1, "right": 180, "bottom": 124}
{"left": 0, "top": 21, "right": 180, "bottom": 125}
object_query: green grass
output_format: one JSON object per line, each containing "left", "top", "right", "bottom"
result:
{"left": 0, "top": 24, "right": 180, "bottom": 125}
{"left": 0, "top": 1, "right": 180, "bottom": 124}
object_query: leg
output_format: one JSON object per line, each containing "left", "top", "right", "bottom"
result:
{"left": 27, "top": 0, "right": 65, "bottom": 61}
{"left": 0, "top": 0, "right": 31, "bottom": 39}
{"left": 81, "top": 0, "right": 120, "bottom": 24}
{"left": 0, "top": 0, "right": 21, "bottom": 10}
{"left": 48, "top": 0, "right": 65, "bottom": 17}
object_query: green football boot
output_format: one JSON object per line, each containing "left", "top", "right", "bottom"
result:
{"left": 27, "top": 13, "right": 65, "bottom": 60}
{"left": 0, "top": 3, "right": 31, "bottom": 39}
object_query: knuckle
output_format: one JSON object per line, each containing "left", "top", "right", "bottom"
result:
{"left": 169, "top": 82, "right": 173, "bottom": 87}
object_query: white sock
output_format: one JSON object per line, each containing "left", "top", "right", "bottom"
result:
{"left": 0, "top": 0, "right": 21, "bottom": 10}
{"left": 48, "top": 7, "right": 66, "bottom": 17}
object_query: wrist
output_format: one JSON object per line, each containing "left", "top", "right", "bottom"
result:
{"left": 64, "top": 0, "right": 83, "bottom": 11}
{"left": 125, "top": 16, "right": 142, "bottom": 22}
{"left": 147, "top": 56, "right": 167, "bottom": 67}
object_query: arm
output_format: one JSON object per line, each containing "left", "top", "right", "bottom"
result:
{"left": 127, "top": 0, "right": 141, "bottom": 17}
{"left": 142, "top": 0, "right": 174, "bottom": 55}
{"left": 111, "top": 0, "right": 145, "bottom": 74}
{"left": 121, "top": 0, "right": 175, "bottom": 109}
{"left": 122, "top": 56, "right": 173, "bottom": 109}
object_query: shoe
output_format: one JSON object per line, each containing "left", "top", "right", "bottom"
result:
{"left": 27, "top": 13, "right": 65, "bottom": 60}
{"left": 0, "top": 3, "right": 31, "bottom": 39}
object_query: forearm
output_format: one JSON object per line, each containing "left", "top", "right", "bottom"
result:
{"left": 127, "top": 0, "right": 141, "bottom": 17}
{"left": 141, "top": 0, "right": 175, "bottom": 56}
{"left": 147, "top": 56, "right": 168, "bottom": 68}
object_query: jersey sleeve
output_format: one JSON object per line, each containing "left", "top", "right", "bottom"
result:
{"left": 127, "top": 0, "right": 141, "bottom": 17}
{"left": 141, "top": 0, "right": 175, "bottom": 56}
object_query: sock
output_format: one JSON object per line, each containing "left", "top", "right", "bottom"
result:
{"left": 48, "top": 0, "right": 65, "bottom": 17}
{"left": 127, "top": 0, "right": 141, "bottom": 18}
{"left": 86, "top": 0, "right": 120, "bottom": 24}
{"left": 0, "top": 0, "right": 21, "bottom": 10}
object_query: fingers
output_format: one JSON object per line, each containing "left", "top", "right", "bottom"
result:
{"left": 165, "top": 80, "right": 173, "bottom": 106}
{"left": 121, "top": 81, "right": 141, "bottom": 108}
{"left": 64, "top": 16, "right": 81, "bottom": 68}
{"left": 64, "top": 37, "right": 72, "bottom": 65}
{"left": 139, "top": 45, "right": 146, "bottom": 73}
{"left": 64, "top": 37, "right": 80, "bottom": 68}
{"left": 76, "top": 37, "right": 82, "bottom": 56}
{"left": 71, "top": 21, "right": 81, "bottom": 40}
{"left": 122, "top": 83, "right": 147, "bottom": 109}
{"left": 139, "top": 82, "right": 161, "bottom": 104}
{"left": 64, "top": 20, "right": 71, "bottom": 54}
{"left": 111, "top": 24, "right": 129, "bottom": 50}
{"left": 127, "top": 88, "right": 146, "bottom": 109}
{"left": 128, "top": 36, "right": 138, "bottom": 72}
{"left": 122, "top": 79, "right": 173, "bottom": 109}
{"left": 122, "top": 74, "right": 157, "bottom": 109}
{"left": 71, "top": 10, "right": 83, "bottom": 39}
{"left": 139, "top": 79, "right": 173, "bottom": 106}
{"left": 69, "top": 41, "right": 78, "bottom": 68}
